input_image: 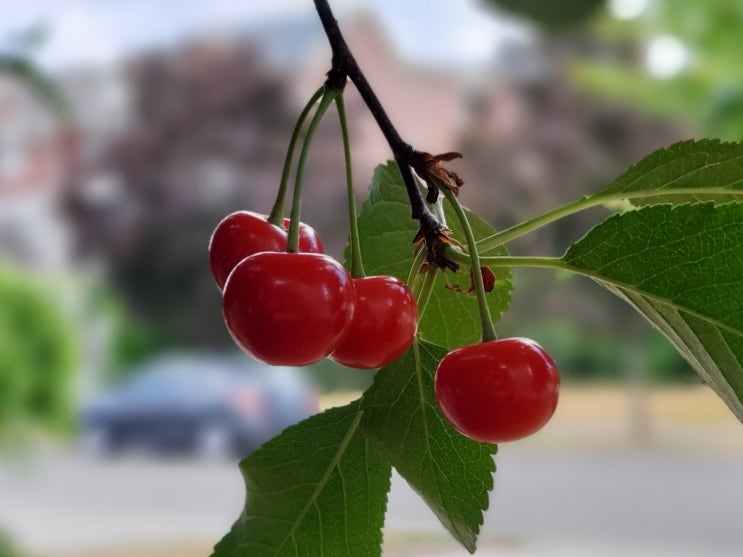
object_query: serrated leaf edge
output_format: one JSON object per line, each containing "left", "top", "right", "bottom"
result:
{"left": 558, "top": 266, "right": 743, "bottom": 340}
{"left": 364, "top": 339, "right": 488, "bottom": 553}
{"left": 413, "top": 340, "right": 481, "bottom": 551}
{"left": 590, "top": 139, "right": 743, "bottom": 205}
{"left": 229, "top": 405, "right": 373, "bottom": 557}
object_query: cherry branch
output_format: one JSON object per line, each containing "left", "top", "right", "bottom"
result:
{"left": 313, "top": 0, "right": 409, "bottom": 157}
{"left": 313, "top": 0, "right": 456, "bottom": 265}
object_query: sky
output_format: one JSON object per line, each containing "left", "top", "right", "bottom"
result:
{"left": 0, "top": 0, "right": 531, "bottom": 71}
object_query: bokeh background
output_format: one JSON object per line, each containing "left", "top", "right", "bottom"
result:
{"left": 1, "top": 1, "right": 743, "bottom": 556}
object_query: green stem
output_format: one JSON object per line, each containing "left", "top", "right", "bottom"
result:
{"left": 477, "top": 187, "right": 697, "bottom": 253}
{"left": 476, "top": 255, "right": 570, "bottom": 270}
{"left": 415, "top": 265, "right": 438, "bottom": 321}
{"left": 406, "top": 247, "right": 428, "bottom": 294}
{"left": 476, "top": 197, "right": 591, "bottom": 254}
{"left": 287, "top": 87, "right": 338, "bottom": 253}
{"left": 443, "top": 248, "right": 571, "bottom": 272}
{"left": 335, "top": 93, "right": 365, "bottom": 278}
{"left": 440, "top": 186, "right": 497, "bottom": 343}
{"left": 478, "top": 187, "right": 743, "bottom": 252}
{"left": 268, "top": 86, "right": 325, "bottom": 226}
{"left": 441, "top": 245, "right": 472, "bottom": 267}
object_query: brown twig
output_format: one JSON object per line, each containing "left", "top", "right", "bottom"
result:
{"left": 313, "top": 0, "right": 460, "bottom": 268}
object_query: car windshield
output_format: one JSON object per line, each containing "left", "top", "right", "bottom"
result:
{"left": 121, "top": 357, "right": 256, "bottom": 397}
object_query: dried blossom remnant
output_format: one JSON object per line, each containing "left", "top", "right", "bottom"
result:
{"left": 445, "top": 266, "right": 496, "bottom": 297}
{"left": 417, "top": 151, "right": 464, "bottom": 203}
{"left": 413, "top": 225, "right": 462, "bottom": 273}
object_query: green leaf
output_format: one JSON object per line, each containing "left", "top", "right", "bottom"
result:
{"left": 360, "top": 339, "right": 496, "bottom": 554}
{"left": 212, "top": 402, "right": 391, "bottom": 557}
{"left": 352, "top": 162, "right": 512, "bottom": 349}
{"left": 562, "top": 202, "right": 743, "bottom": 421}
{"left": 591, "top": 139, "right": 743, "bottom": 205}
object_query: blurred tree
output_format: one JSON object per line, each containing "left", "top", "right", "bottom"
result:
{"left": 481, "top": 0, "right": 606, "bottom": 30}
{"left": 0, "top": 530, "right": 31, "bottom": 557}
{"left": 0, "top": 24, "right": 69, "bottom": 118}
{"left": 0, "top": 264, "right": 77, "bottom": 442}
{"left": 1, "top": 30, "right": 76, "bottom": 442}
{"left": 459, "top": 73, "right": 683, "bottom": 255}
{"left": 573, "top": 0, "right": 743, "bottom": 140}
{"left": 64, "top": 39, "right": 303, "bottom": 351}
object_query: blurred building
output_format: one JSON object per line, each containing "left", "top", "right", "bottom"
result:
{"left": 298, "top": 13, "right": 468, "bottom": 192}
{"left": 2, "top": 8, "right": 687, "bottom": 356}
{"left": 0, "top": 76, "right": 74, "bottom": 271}
{"left": 58, "top": 12, "right": 475, "bottom": 289}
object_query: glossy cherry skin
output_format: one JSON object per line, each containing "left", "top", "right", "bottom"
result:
{"left": 283, "top": 218, "right": 324, "bottom": 254}
{"left": 330, "top": 276, "right": 418, "bottom": 369}
{"left": 434, "top": 338, "right": 559, "bottom": 443}
{"left": 222, "top": 252, "right": 355, "bottom": 366}
{"left": 209, "top": 211, "right": 286, "bottom": 290}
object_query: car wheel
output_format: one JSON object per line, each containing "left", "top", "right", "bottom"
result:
{"left": 194, "top": 422, "right": 234, "bottom": 461}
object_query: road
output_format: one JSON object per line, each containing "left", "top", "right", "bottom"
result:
{"left": 387, "top": 447, "right": 743, "bottom": 556}
{"left": 2, "top": 446, "right": 743, "bottom": 556}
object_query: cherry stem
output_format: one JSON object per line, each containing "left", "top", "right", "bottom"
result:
{"left": 335, "top": 93, "right": 365, "bottom": 278}
{"left": 287, "top": 87, "right": 337, "bottom": 253}
{"left": 406, "top": 246, "right": 428, "bottom": 294}
{"left": 268, "top": 86, "right": 325, "bottom": 227}
{"left": 415, "top": 264, "right": 438, "bottom": 322}
{"left": 313, "top": 0, "right": 441, "bottom": 239}
{"left": 440, "top": 185, "right": 498, "bottom": 343}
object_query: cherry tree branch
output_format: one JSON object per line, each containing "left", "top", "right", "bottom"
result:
{"left": 313, "top": 0, "right": 410, "bottom": 157}
{"left": 313, "top": 0, "right": 452, "bottom": 253}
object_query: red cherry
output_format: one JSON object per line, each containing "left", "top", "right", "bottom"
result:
{"left": 222, "top": 252, "right": 355, "bottom": 366}
{"left": 209, "top": 211, "right": 286, "bottom": 290}
{"left": 330, "top": 276, "right": 418, "bottom": 369}
{"left": 283, "top": 218, "right": 324, "bottom": 254}
{"left": 434, "top": 338, "right": 559, "bottom": 443}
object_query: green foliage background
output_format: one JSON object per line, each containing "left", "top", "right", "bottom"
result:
{"left": 482, "top": 0, "right": 606, "bottom": 29}
{"left": 573, "top": 0, "right": 743, "bottom": 141}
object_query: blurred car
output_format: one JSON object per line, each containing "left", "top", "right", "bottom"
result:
{"left": 79, "top": 352, "right": 319, "bottom": 460}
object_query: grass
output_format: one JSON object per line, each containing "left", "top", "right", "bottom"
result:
{"left": 322, "top": 383, "right": 743, "bottom": 453}
{"left": 517, "top": 383, "right": 743, "bottom": 453}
